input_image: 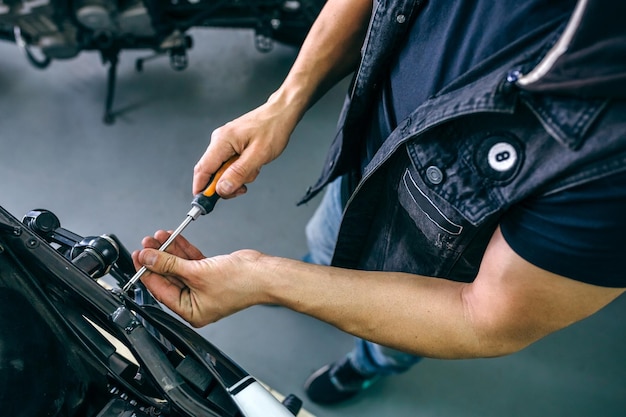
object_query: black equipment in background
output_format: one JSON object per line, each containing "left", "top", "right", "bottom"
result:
{"left": 0, "top": 0, "right": 325, "bottom": 123}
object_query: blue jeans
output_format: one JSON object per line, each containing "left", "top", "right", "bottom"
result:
{"left": 305, "top": 176, "right": 423, "bottom": 377}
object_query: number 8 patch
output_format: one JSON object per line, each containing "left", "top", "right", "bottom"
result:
{"left": 475, "top": 134, "right": 524, "bottom": 182}
{"left": 488, "top": 142, "right": 517, "bottom": 172}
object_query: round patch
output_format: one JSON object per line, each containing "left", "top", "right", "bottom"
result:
{"left": 475, "top": 134, "right": 524, "bottom": 182}
{"left": 487, "top": 142, "right": 517, "bottom": 172}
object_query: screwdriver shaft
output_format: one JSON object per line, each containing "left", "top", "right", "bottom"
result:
{"left": 122, "top": 156, "right": 237, "bottom": 293}
{"left": 122, "top": 213, "right": 195, "bottom": 292}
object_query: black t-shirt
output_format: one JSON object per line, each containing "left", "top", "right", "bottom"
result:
{"left": 388, "top": 0, "right": 576, "bottom": 125}
{"left": 365, "top": 0, "right": 625, "bottom": 287}
{"left": 364, "top": 0, "right": 576, "bottom": 162}
{"left": 500, "top": 171, "right": 626, "bottom": 288}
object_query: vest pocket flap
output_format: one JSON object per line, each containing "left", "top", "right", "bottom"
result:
{"left": 401, "top": 169, "right": 464, "bottom": 236}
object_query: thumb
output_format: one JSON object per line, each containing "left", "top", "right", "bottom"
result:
{"left": 216, "top": 159, "right": 252, "bottom": 197}
{"left": 139, "top": 249, "right": 181, "bottom": 276}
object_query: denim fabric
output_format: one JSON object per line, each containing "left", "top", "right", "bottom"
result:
{"left": 304, "top": 177, "right": 343, "bottom": 266}
{"left": 351, "top": 339, "right": 422, "bottom": 377}
{"left": 299, "top": 0, "right": 626, "bottom": 375}
{"left": 305, "top": 177, "right": 423, "bottom": 375}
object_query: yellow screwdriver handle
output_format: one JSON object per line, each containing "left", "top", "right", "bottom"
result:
{"left": 201, "top": 155, "right": 238, "bottom": 197}
{"left": 192, "top": 155, "right": 239, "bottom": 215}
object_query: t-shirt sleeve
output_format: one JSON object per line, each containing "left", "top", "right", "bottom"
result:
{"left": 500, "top": 170, "right": 626, "bottom": 288}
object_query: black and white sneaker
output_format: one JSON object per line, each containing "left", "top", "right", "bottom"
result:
{"left": 304, "top": 356, "right": 379, "bottom": 405}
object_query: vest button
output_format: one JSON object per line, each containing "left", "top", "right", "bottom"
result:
{"left": 396, "top": 14, "right": 406, "bottom": 24}
{"left": 426, "top": 166, "right": 444, "bottom": 184}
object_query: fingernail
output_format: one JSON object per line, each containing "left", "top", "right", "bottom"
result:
{"left": 219, "top": 180, "right": 234, "bottom": 195}
{"left": 143, "top": 251, "right": 157, "bottom": 267}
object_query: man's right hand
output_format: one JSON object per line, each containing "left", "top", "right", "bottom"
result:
{"left": 193, "top": 95, "right": 299, "bottom": 198}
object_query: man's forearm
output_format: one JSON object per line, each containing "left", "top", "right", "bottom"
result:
{"left": 258, "top": 255, "right": 484, "bottom": 359}
{"left": 269, "top": 0, "right": 372, "bottom": 117}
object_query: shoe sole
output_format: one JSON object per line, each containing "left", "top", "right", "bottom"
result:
{"left": 303, "top": 363, "right": 331, "bottom": 391}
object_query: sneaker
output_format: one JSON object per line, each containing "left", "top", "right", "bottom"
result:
{"left": 304, "top": 356, "right": 379, "bottom": 405}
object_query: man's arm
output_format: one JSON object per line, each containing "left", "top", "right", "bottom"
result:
{"left": 135, "top": 227, "right": 625, "bottom": 359}
{"left": 193, "top": 0, "right": 373, "bottom": 197}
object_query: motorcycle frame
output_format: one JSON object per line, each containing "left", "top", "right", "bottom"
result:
{"left": 0, "top": 205, "right": 300, "bottom": 416}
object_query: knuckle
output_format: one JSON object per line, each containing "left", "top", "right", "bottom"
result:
{"left": 210, "top": 126, "right": 224, "bottom": 140}
{"left": 161, "top": 255, "right": 178, "bottom": 275}
{"left": 193, "top": 162, "right": 204, "bottom": 176}
{"left": 228, "top": 161, "right": 250, "bottom": 181}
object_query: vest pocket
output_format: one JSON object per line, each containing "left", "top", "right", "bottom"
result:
{"left": 396, "top": 160, "right": 469, "bottom": 261}
{"left": 401, "top": 169, "right": 463, "bottom": 236}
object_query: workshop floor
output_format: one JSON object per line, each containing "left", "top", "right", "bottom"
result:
{"left": 1, "top": 28, "right": 625, "bottom": 417}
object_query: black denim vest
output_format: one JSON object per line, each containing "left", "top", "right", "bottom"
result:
{"left": 300, "top": 0, "right": 626, "bottom": 281}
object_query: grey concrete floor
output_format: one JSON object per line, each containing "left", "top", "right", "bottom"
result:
{"left": 1, "top": 28, "right": 625, "bottom": 417}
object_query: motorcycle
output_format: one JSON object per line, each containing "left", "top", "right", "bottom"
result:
{"left": 0, "top": 205, "right": 304, "bottom": 417}
{"left": 0, "top": 0, "right": 325, "bottom": 123}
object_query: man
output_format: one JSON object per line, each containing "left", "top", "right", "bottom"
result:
{"left": 133, "top": 0, "right": 626, "bottom": 407}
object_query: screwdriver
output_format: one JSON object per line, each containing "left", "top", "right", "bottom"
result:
{"left": 122, "top": 157, "right": 238, "bottom": 292}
